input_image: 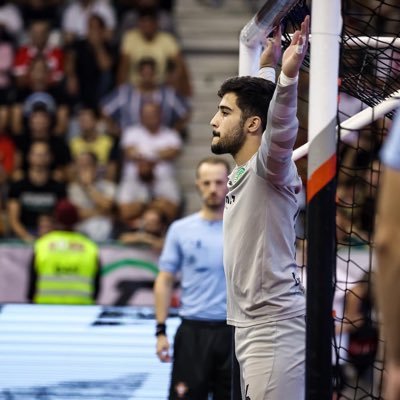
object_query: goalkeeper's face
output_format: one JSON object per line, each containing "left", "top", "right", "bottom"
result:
{"left": 210, "top": 92, "right": 246, "bottom": 156}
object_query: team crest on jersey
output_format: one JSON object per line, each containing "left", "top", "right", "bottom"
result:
{"left": 230, "top": 166, "right": 247, "bottom": 185}
{"left": 175, "top": 382, "right": 188, "bottom": 398}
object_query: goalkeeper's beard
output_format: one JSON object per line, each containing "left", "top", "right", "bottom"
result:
{"left": 211, "top": 125, "right": 245, "bottom": 157}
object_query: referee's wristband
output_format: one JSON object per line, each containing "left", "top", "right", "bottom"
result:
{"left": 155, "top": 323, "right": 167, "bottom": 337}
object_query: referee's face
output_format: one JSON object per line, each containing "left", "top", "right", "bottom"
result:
{"left": 210, "top": 92, "right": 245, "bottom": 156}
{"left": 196, "top": 163, "right": 229, "bottom": 210}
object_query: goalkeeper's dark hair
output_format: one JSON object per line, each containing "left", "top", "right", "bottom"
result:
{"left": 217, "top": 76, "right": 276, "bottom": 132}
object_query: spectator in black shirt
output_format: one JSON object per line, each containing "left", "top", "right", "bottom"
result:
{"left": 11, "top": 55, "right": 71, "bottom": 136}
{"left": 19, "top": 0, "right": 63, "bottom": 29}
{"left": 13, "top": 103, "right": 72, "bottom": 182}
{"left": 65, "top": 13, "right": 116, "bottom": 108}
{"left": 7, "top": 140, "right": 66, "bottom": 242}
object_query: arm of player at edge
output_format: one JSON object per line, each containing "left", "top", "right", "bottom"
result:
{"left": 375, "top": 111, "right": 400, "bottom": 400}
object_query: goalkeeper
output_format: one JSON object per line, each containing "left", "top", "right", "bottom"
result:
{"left": 210, "top": 16, "right": 309, "bottom": 399}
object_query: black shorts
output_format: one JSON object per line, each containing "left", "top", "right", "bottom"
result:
{"left": 169, "top": 319, "right": 233, "bottom": 400}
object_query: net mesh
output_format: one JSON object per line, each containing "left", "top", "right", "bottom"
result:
{"left": 334, "top": 1, "right": 399, "bottom": 398}
{"left": 341, "top": 0, "right": 400, "bottom": 111}
{"left": 283, "top": 0, "right": 400, "bottom": 398}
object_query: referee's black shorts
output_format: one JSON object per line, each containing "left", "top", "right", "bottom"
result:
{"left": 169, "top": 318, "right": 233, "bottom": 400}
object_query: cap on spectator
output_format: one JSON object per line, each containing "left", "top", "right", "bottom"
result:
{"left": 23, "top": 92, "right": 57, "bottom": 116}
{"left": 55, "top": 199, "right": 79, "bottom": 229}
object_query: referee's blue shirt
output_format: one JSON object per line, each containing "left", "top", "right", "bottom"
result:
{"left": 159, "top": 213, "right": 226, "bottom": 321}
{"left": 381, "top": 110, "right": 400, "bottom": 169}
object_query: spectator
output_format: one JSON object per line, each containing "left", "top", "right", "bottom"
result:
{"left": 7, "top": 140, "right": 66, "bottom": 242}
{"left": 115, "top": 0, "right": 175, "bottom": 16}
{"left": 343, "top": 272, "right": 378, "bottom": 378}
{"left": 36, "top": 211, "right": 55, "bottom": 237}
{"left": 27, "top": 198, "right": 101, "bottom": 304}
{"left": 13, "top": 19, "right": 64, "bottom": 89}
{"left": 0, "top": 27, "right": 15, "bottom": 132}
{"left": 19, "top": 0, "right": 63, "bottom": 29}
{"left": 0, "top": 126, "right": 15, "bottom": 169}
{"left": 61, "top": 0, "right": 116, "bottom": 44}
{"left": 0, "top": 128, "right": 16, "bottom": 235}
{"left": 116, "top": 0, "right": 176, "bottom": 40}
{"left": 11, "top": 54, "right": 70, "bottom": 136}
{"left": 117, "top": 205, "right": 168, "bottom": 252}
{"left": 339, "top": 124, "right": 381, "bottom": 186}
{"left": 0, "top": 127, "right": 16, "bottom": 190}
{"left": 117, "top": 6, "right": 192, "bottom": 98}
{"left": 13, "top": 104, "right": 72, "bottom": 182}
{"left": 69, "top": 105, "right": 114, "bottom": 176}
{"left": 358, "top": 158, "right": 380, "bottom": 236}
{"left": 65, "top": 13, "right": 117, "bottom": 108}
{"left": 68, "top": 151, "right": 116, "bottom": 242}
{"left": 0, "top": 1, "right": 23, "bottom": 41}
{"left": 117, "top": 101, "right": 182, "bottom": 224}
{"left": 102, "top": 56, "right": 190, "bottom": 138}
{"left": 332, "top": 205, "right": 377, "bottom": 395}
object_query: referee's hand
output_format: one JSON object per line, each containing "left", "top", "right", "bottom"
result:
{"left": 156, "top": 335, "right": 171, "bottom": 362}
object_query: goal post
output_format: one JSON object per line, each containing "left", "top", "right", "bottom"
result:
{"left": 238, "top": 0, "right": 301, "bottom": 76}
{"left": 305, "top": 1, "right": 341, "bottom": 399}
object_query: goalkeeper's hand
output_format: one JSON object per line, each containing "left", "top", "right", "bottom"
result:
{"left": 260, "top": 24, "right": 282, "bottom": 69}
{"left": 282, "top": 15, "right": 310, "bottom": 78}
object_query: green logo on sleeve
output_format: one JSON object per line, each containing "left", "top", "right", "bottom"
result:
{"left": 232, "top": 166, "right": 246, "bottom": 184}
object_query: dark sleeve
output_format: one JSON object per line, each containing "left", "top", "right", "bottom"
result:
{"left": 49, "top": 83, "right": 69, "bottom": 107}
{"left": 108, "top": 138, "right": 121, "bottom": 161}
{"left": 13, "top": 133, "right": 29, "bottom": 152}
{"left": 108, "top": 42, "right": 119, "bottom": 78}
{"left": 52, "top": 138, "right": 72, "bottom": 166}
{"left": 14, "top": 137, "right": 30, "bottom": 172}
{"left": 8, "top": 180, "right": 22, "bottom": 200}
{"left": 57, "top": 182, "right": 67, "bottom": 200}
{"left": 27, "top": 254, "right": 37, "bottom": 303}
{"left": 15, "top": 87, "right": 30, "bottom": 104}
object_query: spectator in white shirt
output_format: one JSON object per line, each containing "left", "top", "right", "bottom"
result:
{"left": 61, "top": 0, "right": 116, "bottom": 43}
{"left": 117, "top": 101, "right": 182, "bottom": 225}
{"left": 0, "top": 1, "right": 23, "bottom": 40}
{"left": 68, "top": 151, "right": 116, "bottom": 242}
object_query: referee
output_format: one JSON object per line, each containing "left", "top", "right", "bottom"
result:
{"left": 154, "top": 156, "right": 233, "bottom": 399}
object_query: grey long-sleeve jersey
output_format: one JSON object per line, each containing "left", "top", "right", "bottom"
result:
{"left": 223, "top": 77, "right": 306, "bottom": 328}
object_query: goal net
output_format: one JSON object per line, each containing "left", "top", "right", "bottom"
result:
{"left": 332, "top": 1, "right": 399, "bottom": 398}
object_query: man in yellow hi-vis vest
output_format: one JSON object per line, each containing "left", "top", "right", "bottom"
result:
{"left": 27, "top": 199, "right": 101, "bottom": 305}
